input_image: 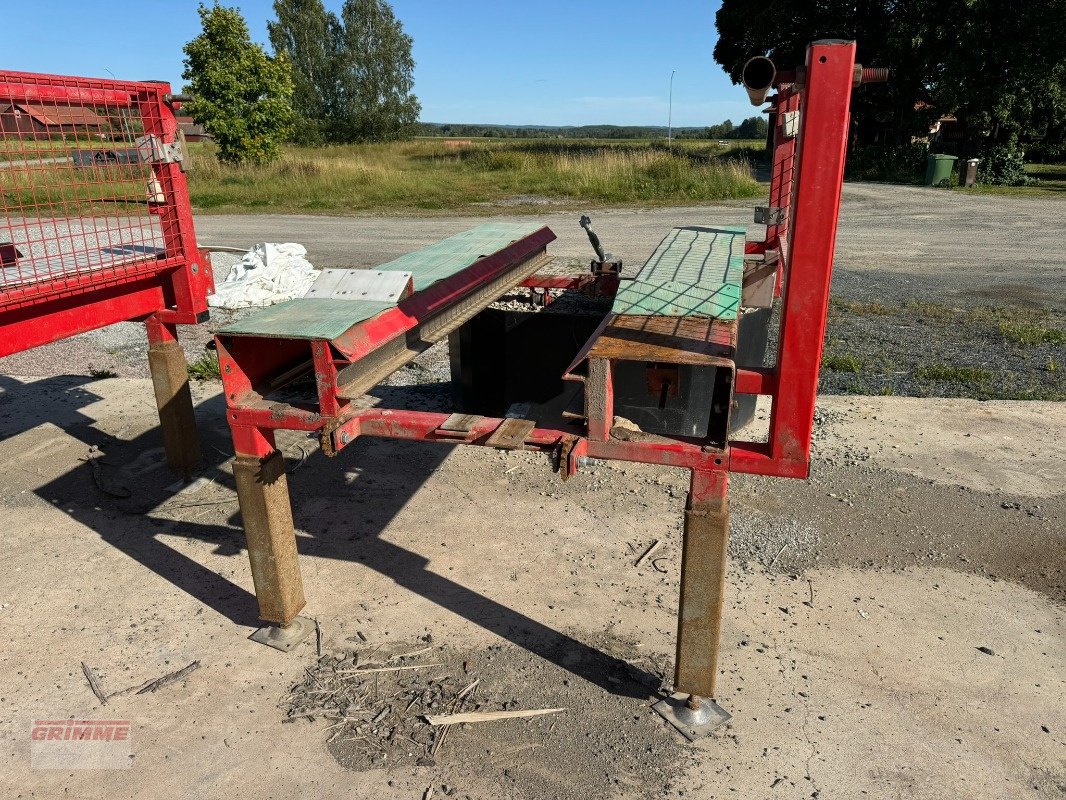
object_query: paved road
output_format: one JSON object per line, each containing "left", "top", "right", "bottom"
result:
{"left": 194, "top": 182, "right": 1066, "bottom": 308}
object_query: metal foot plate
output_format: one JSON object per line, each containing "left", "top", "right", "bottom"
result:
{"left": 652, "top": 692, "right": 731, "bottom": 741}
{"left": 248, "top": 616, "right": 314, "bottom": 652}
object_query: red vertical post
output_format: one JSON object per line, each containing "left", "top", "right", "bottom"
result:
{"left": 765, "top": 41, "right": 856, "bottom": 473}
{"left": 766, "top": 88, "right": 801, "bottom": 251}
{"left": 137, "top": 88, "right": 209, "bottom": 321}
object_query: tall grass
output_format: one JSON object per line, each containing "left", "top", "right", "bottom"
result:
{"left": 185, "top": 139, "right": 762, "bottom": 213}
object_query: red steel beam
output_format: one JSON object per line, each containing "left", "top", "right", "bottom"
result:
{"left": 730, "top": 40, "right": 856, "bottom": 479}
{"left": 329, "top": 227, "right": 556, "bottom": 363}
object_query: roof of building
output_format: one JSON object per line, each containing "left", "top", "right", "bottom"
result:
{"left": 0, "top": 102, "right": 105, "bottom": 127}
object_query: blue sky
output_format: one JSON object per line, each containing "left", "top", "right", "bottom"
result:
{"left": 3, "top": 1, "right": 754, "bottom": 127}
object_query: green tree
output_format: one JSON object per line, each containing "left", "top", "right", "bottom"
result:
{"left": 267, "top": 0, "right": 342, "bottom": 143}
{"left": 183, "top": 3, "right": 295, "bottom": 164}
{"left": 334, "top": 0, "right": 421, "bottom": 141}
{"left": 712, "top": 0, "right": 1066, "bottom": 166}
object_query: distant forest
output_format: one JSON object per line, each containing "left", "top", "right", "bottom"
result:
{"left": 418, "top": 115, "right": 768, "bottom": 140}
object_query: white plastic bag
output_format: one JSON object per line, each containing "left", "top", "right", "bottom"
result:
{"left": 208, "top": 243, "right": 318, "bottom": 309}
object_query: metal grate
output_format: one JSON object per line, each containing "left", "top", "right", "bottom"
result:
{"left": 0, "top": 72, "right": 187, "bottom": 305}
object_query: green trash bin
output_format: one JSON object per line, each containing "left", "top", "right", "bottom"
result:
{"left": 925, "top": 153, "right": 957, "bottom": 186}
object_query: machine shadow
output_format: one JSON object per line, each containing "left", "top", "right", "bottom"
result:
{"left": 19, "top": 376, "right": 655, "bottom": 698}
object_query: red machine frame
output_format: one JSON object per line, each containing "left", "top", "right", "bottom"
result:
{"left": 215, "top": 41, "right": 870, "bottom": 733}
{"left": 0, "top": 71, "right": 211, "bottom": 474}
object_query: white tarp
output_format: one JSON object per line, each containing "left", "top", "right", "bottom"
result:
{"left": 208, "top": 243, "right": 318, "bottom": 309}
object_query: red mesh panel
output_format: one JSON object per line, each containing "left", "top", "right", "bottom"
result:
{"left": 0, "top": 72, "right": 197, "bottom": 310}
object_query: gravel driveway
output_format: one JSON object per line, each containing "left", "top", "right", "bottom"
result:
{"left": 1, "top": 182, "right": 1063, "bottom": 398}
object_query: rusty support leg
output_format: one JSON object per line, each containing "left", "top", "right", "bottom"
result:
{"left": 653, "top": 468, "right": 732, "bottom": 739}
{"left": 145, "top": 316, "right": 201, "bottom": 478}
{"left": 586, "top": 357, "right": 613, "bottom": 441}
{"left": 232, "top": 425, "right": 312, "bottom": 651}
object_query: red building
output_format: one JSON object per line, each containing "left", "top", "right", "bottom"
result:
{"left": 0, "top": 102, "right": 108, "bottom": 140}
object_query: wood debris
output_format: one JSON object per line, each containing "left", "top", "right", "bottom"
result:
{"left": 424, "top": 707, "right": 566, "bottom": 726}
{"left": 136, "top": 660, "right": 201, "bottom": 694}
{"left": 81, "top": 662, "right": 107, "bottom": 705}
{"left": 634, "top": 539, "right": 661, "bottom": 567}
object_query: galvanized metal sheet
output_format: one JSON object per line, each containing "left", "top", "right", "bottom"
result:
{"left": 304, "top": 269, "right": 414, "bottom": 302}
{"left": 613, "top": 226, "right": 745, "bottom": 320}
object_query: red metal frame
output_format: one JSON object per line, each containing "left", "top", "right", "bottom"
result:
{"left": 218, "top": 41, "right": 858, "bottom": 487}
{"left": 0, "top": 70, "right": 211, "bottom": 357}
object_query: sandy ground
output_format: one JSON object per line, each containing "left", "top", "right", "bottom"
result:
{"left": 0, "top": 376, "right": 1062, "bottom": 800}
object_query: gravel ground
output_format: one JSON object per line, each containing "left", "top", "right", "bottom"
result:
{"left": 2, "top": 183, "right": 1063, "bottom": 399}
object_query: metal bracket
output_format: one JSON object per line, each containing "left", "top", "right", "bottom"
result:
{"left": 754, "top": 206, "right": 786, "bottom": 226}
{"left": 652, "top": 693, "right": 731, "bottom": 740}
{"left": 304, "top": 269, "right": 414, "bottom": 302}
{"left": 136, "top": 134, "right": 185, "bottom": 166}
{"left": 248, "top": 616, "right": 315, "bottom": 652}
{"left": 552, "top": 436, "right": 585, "bottom": 481}
{"left": 781, "top": 110, "right": 800, "bottom": 139}
{"left": 591, "top": 260, "right": 623, "bottom": 276}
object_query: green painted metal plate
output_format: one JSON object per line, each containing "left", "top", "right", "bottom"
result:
{"left": 376, "top": 222, "right": 544, "bottom": 292}
{"left": 219, "top": 222, "right": 545, "bottom": 339}
{"left": 611, "top": 278, "right": 740, "bottom": 319}
{"left": 613, "top": 226, "right": 746, "bottom": 321}
{"left": 218, "top": 298, "right": 394, "bottom": 340}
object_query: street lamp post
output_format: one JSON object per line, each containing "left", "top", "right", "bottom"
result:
{"left": 668, "top": 70, "right": 676, "bottom": 145}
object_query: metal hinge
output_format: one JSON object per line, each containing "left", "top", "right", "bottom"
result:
{"left": 754, "top": 206, "right": 786, "bottom": 226}
{"left": 136, "top": 134, "right": 185, "bottom": 166}
{"left": 782, "top": 110, "right": 800, "bottom": 139}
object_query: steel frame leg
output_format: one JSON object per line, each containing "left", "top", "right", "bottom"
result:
{"left": 145, "top": 316, "right": 201, "bottom": 478}
{"left": 231, "top": 425, "right": 312, "bottom": 651}
{"left": 653, "top": 468, "right": 732, "bottom": 738}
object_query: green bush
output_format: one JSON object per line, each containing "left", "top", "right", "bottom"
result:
{"left": 845, "top": 142, "right": 929, "bottom": 183}
{"left": 976, "top": 145, "right": 1030, "bottom": 186}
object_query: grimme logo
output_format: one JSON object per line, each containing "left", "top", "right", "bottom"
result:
{"left": 31, "top": 719, "right": 132, "bottom": 769}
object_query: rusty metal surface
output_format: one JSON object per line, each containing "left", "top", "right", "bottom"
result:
{"left": 586, "top": 314, "right": 736, "bottom": 366}
{"left": 673, "top": 470, "right": 730, "bottom": 699}
{"left": 232, "top": 451, "right": 306, "bottom": 626}
{"left": 334, "top": 250, "right": 551, "bottom": 399}
{"left": 484, "top": 418, "right": 536, "bottom": 450}
{"left": 146, "top": 322, "right": 201, "bottom": 477}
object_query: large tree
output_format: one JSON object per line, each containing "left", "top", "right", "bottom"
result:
{"left": 183, "top": 3, "right": 295, "bottom": 164}
{"left": 269, "top": 0, "right": 421, "bottom": 143}
{"left": 713, "top": 0, "right": 1066, "bottom": 157}
{"left": 267, "top": 0, "right": 342, "bottom": 142}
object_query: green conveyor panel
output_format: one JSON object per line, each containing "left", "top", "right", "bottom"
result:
{"left": 220, "top": 222, "right": 545, "bottom": 339}
{"left": 376, "top": 222, "right": 544, "bottom": 292}
{"left": 218, "top": 298, "right": 394, "bottom": 340}
{"left": 612, "top": 226, "right": 745, "bottom": 321}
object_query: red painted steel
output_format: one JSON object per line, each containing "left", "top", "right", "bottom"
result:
{"left": 0, "top": 70, "right": 210, "bottom": 354}
{"left": 220, "top": 41, "right": 858, "bottom": 487}
{"left": 730, "top": 41, "right": 856, "bottom": 478}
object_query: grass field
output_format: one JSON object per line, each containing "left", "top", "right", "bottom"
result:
{"left": 182, "top": 138, "right": 764, "bottom": 214}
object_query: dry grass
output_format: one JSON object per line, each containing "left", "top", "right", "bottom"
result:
{"left": 0, "top": 137, "right": 762, "bottom": 216}
{"left": 184, "top": 138, "right": 762, "bottom": 214}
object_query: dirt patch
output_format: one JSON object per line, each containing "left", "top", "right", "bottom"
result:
{"left": 289, "top": 634, "right": 681, "bottom": 800}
